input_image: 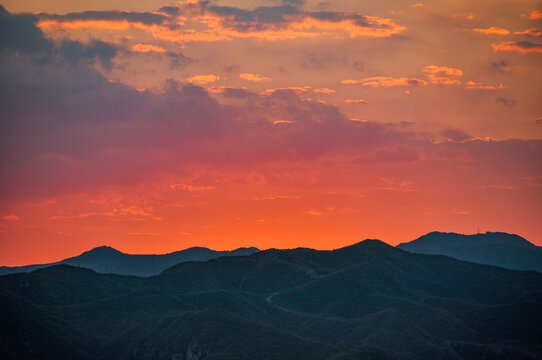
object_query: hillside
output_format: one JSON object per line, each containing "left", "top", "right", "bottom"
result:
{"left": 397, "top": 232, "right": 542, "bottom": 272}
{"left": 1, "top": 240, "right": 541, "bottom": 359}
{"left": 0, "top": 246, "right": 259, "bottom": 276}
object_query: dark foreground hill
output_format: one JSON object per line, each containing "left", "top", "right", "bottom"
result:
{"left": 0, "top": 246, "right": 259, "bottom": 276}
{"left": 1, "top": 240, "right": 542, "bottom": 360}
{"left": 397, "top": 231, "right": 542, "bottom": 272}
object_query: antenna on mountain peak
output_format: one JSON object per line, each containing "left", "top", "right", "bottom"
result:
{"left": 477, "top": 227, "right": 480, "bottom": 234}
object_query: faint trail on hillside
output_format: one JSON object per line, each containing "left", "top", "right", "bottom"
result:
{"left": 265, "top": 290, "right": 349, "bottom": 323}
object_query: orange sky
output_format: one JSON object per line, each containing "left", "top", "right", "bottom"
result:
{"left": 0, "top": 0, "right": 541, "bottom": 266}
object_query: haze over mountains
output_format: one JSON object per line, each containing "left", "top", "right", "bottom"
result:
{"left": 397, "top": 232, "right": 542, "bottom": 272}
{"left": 0, "top": 246, "right": 259, "bottom": 277}
{"left": 1, "top": 239, "right": 541, "bottom": 360}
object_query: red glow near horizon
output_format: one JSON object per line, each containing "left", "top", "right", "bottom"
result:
{"left": 0, "top": 0, "right": 541, "bottom": 266}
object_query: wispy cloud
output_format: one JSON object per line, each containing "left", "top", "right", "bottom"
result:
{"left": 514, "top": 28, "right": 542, "bottom": 36}
{"left": 240, "top": 73, "right": 272, "bottom": 82}
{"left": 343, "top": 99, "right": 368, "bottom": 104}
{"left": 422, "top": 65, "right": 463, "bottom": 77}
{"left": 472, "top": 26, "right": 509, "bottom": 35}
{"left": 342, "top": 77, "right": 427, "bottom": 87}
{"left": 523, "top": 10, "right": 542, "bottom": 20}
{"left": 492, "top": 41, "right": 542, "bottom": 53}
{"left": 37, "top": 1, "right": 406, "bottom": 44}
{"left": 2, "top": 215, "right": 20, "bottom": 221}
{"left": 186, "top": 74, "right": 220, "bottom": 84}
{"left": 131, "top": 43, "right": 166, "bottom": 53}
{"left": 313, "top": 88, "right": 335, "bottom": 94}
{"left": 465, "top": 81, "right": 504, "bottom": 90}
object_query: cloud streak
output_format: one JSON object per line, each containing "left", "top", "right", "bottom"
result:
{"left": 186, "top": 74, "right": 220, "bottom": 84}
{"left": 472, "top": 26, "right": 509, "bottom": 35}
{"left": 342, "top": 77, "right": 428, "bottom": 87}
{"left": 240, "top": 73, "right": 272, "bottom": 81}
{"left": 492, "top": 41, "right": 542, "bottom": 54}
{"left": 35, "top": 1, "right": 406, "bottom": 44}
{"left": 132, "top": 43, "right": 166, "bottom": 53}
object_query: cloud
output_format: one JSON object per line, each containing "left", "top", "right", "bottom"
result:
{"left": 185, "top": 74, "right": 220, "bottom": 84}
{"left": 0, "top": 5, "right": 52, "bottom": 53}
{"left": 273, "top": 120, "right": 295, "bottom": 124}
{"left": 465, "top": 81, "right": 504, "bottom": 90}
{"left": 0, "top": 11, "right": 420, "bottom": 201}
{"left": 441, "top": 129, "right": 472, "bottom": 142}
{"left": 0, "top": 46, "right": 423, "bottom": 200}
{"left": 451, "top": 13, "right": 474, "bottom": 20}
{"left": 514, "top": 28, "right": 542, "bottom": 36}
{"left": 1, "top": 5, "right": 540, "bottom": 212}
{"left": 50, "top": 206, "right": 162, "bottom": 221}
{"left": 490, "top": 60, "right": 511, "bottom": 73}
{"left": 313, "top": 88, "right": 335, "bottom": 94}
{"left": 262, "top": 86, "right": 311, "bottom": 94}
{"left": 37, "top": 10, "right": 170, "bottom": 28}
{"left": 59, "top": 39, "right": 118, "bottom": 70}
{"left": 207, "top": 86, "right": 250, "bottom": 97}
{"left": 0, "top": 6, "right": 120, "bottom": 71}
{"left": 280, "top": 0, "right": 305, "bottom": 6}
{"left": 2, "top": 215, "right": 20, "bottom": 221}
{"left": 492, "top": 41, "right": 542, "bottom": 54}
{"left": 523, "top": 10, "right": 542, "bottom": 20}
{"left": 343, "top": 99, "right": 368, "bottom": 104}
{"left": 472, "top": 26, "right": 509, "bottom": 35}
{"left": 422, "top": 65, "right": 463, "bottom": 84}
{"left": 302, "top": 52, "right": 347, "bottom": 69}
{"left": 132, "top": 43, "right": 166, "bottom": 53}
{"left": 425, "top": 75, "right": 461, "bottom": 85}
{"left": 36, "top": 1, "right": 405, "bottom": 43}
{"left": 412, "top": 3, "right": 424, "bottom": 8}
{"left": 422, "top": 65, "right": 463, "bottom": 77}
{"left": 170, "top": 184, "right": 215, "bottom": 191}
{"left": 167, "top": 51, "right": 193, "bottom": 69}
{"left": 304, "top": 209, "right": 323, "bottom": 216}
{"left": 342, "top": 77, "right": 428, "bottom": 87}
{"left": 180, "top": 2, "right": 405, "bottom": 38}
{"left": 497, "top": 96, "right": 516, "bottom": 108}
{"left": 352, "top": 61, "right": 365, "bottom": 72}
{"left": 240, "top": 73, "right": 272, "bottom": 81}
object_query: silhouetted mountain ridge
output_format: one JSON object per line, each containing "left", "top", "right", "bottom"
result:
{"left": 1, "top": 238, "right": 541, "bottom": 359}
{"left": 408, "top": 231, "right": 535, "bottom": 247}
{"left": 397, "top": 231, "right": 542, "bottom": 272}
{"left": 0, "top": 246, "right": 260, "bottom": 276}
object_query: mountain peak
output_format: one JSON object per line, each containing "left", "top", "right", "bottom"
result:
{"left": 344, "top": 239, "right": 394, "bottom": 249}
{"left": 410, "top": 231, "right": 534, "bottom": 248}
{"left": 332, "top": 239, "right": 398, "bottom": 258}
{"left": 84, "top": 246, "right": 124, "bottom": 255}
{"left": 71, "top": 246, "right": 125, "bottom": 262}
{"left": 397, "top": 231, "right": 541, "bottom": 272}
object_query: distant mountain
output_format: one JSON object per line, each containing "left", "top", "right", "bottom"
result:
{"left": 397, "top": 231, "right": 542, "bottom": 272}
{"left": 1, "top": 240, "right": 541, "bottom": 359}
{"left": 0, "top": 246, "right": 259, "bottom": 276}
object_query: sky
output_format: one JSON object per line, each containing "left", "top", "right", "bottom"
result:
{"left": 0, "top": 0, "right": 541, "bottom": 266}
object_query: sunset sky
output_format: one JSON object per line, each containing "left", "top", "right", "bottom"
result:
{"left": 0, "top": 0, "right": 541, "bottom": 266}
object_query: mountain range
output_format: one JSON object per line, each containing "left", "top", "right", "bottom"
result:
{"left": 3, "top": 231, "right": 539, "bottom": 277}
{"left": 0, "top": 246, "right": 259, "bottom": 276}
{"left": 1, "top": 239, "right": 541, "bottom": 359}
{"left": 397, "top": 231, "right": 542, "bottom": 272}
